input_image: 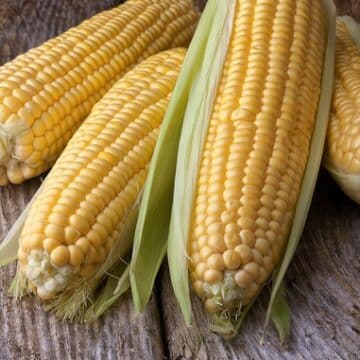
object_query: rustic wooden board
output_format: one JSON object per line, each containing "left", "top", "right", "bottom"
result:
{"left": 0, "top": 1, "right": 359, "bottom": 360}
{"left": 0, "top": 1, "right": 165, "bottom": 360}
{"left": 161, "top": 2, "right": 360, "bottom": 360}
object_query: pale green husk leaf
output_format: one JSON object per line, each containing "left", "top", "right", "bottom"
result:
{"left": 167, "top": 0, "right": 237, "bottom": 325}
{"left": 269, "top": 281, "right": 291, "bottom": 343}
{"left": 129, "top": 0, "right": 220, "bottom": 313}
{"left": 265, "top": 0, "right": 336, "bottom": 332}
{"left": 0, "top": 181, "right": 45, "bottom": 266}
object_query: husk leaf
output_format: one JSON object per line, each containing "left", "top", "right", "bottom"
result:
{"left": 269, "top": 281, "right": 291, "bottom": 344}
{"left": 129, "top": 0, "right": 219, "bottom": 313}
{"left": 0, "top": 178, "right": 47, "bottom": 266}
{"left": 167, "top": 0, "right": 237, "bottom": 325}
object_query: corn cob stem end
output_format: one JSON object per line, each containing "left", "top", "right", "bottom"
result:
{"left": 197, "top": 271, "right": 247, "bottom": 339}
{"left": 20, "top": 249, "right": 73, "bottom": 300}
{"left": 202, "top": 271, "right": 244, "bottom": 312}
{"left": 207, "top": 308, "right": 242, "bottom": 340}
{"left": 0, "top": 126, "right": 11, "bottom": 166}
{"left": 12, "top": 253, "right": 94, "bottom": 320}
{"left": 0, "top": 121, "right": 28, "bottom": 166}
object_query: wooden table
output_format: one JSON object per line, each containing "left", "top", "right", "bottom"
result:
{"left": 0, "top": 1, "right": 359, "bottom": 359}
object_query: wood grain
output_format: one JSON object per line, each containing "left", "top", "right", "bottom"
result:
{"left": 0, "top": 1, "right": 165, "bottom": 360}
{"left": 0, "top": 1, "right": 359, "bottom": 360}
{"left": 160, "top": 1, "right": 360, "bottom": 359}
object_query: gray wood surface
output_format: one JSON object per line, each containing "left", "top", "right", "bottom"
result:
{"left": 0, "top": 1, "right": 359, "bottom": 360}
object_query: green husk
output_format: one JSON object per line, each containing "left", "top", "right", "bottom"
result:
{"left": 0, "top": 181, "right": 45, "bottom": 266}
{"left": 167, "top": 0, "right": 237, "bottom": 326}
{"left": 264, "top": 0, "right": 336, "bottom": 336}
{"left": 323, "top": 16, "right": 360, "bottom": 205}
{"left": 129, "top": 0, "right": 220, "bottom": 313}
{"left": 0, "top": 205, "right": 29, "bottom": 266}
{"left": 168, "top": 0, "right": 336, "bottom": 338}
{"left": 269, "top": 281, "right": 291, "bottom": 344}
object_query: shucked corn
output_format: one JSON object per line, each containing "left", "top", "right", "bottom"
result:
{"left": 0, "top": 0, "right": 199, "bottom": 185}
{"left": 324, "top": 18, "right": 360, "bottom": 203}
{"left": 188, "top": 0, "right": 326, "bottom": 313}
{"left": 16, "top": 48, "right": 186, "bottom": 301}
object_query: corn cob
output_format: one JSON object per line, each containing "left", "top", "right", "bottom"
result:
{"left": 0, "top": 0, "right": 199, "bottom": 185}
{"left": 324, "top": 18, "right": 360, "bottom": 203}
{"left": 15, "top": 48, "right": 186, "bottom": 310}
{"left": 185, "top": 0, "right": 327, "bottom": 314}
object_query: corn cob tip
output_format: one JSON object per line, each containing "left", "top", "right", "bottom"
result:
{"left": 21, "top": 249, "right": 72, "bottom": 299}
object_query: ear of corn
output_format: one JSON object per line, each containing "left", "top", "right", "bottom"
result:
{"left": 160, "top": 0, "right": 334, "bottom": 339}
{"left": 0, "top": 0, "right": 199, "bottom": 185}
{"left": 129, "top": 0, "right": 232, "bottom": 314}
{"left": 1, "top": 48, "right": 186, "bottom": 319}
{"left": 323, "top": 17, "right": 360, "bottom": 204}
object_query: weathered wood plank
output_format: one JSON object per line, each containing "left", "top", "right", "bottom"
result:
{"left": 337, "top": 0, "right": 360, "bottom": 20}
{"left": 0, "top": 0, "right": 121, "bottom": 63}
{"left": 0, "top": 1, "right": 165, "bottom": 359}
{"left": 1, "top": 1, "right": 360, "bottom": 359}
{"left": 160, "top": 1, "right": 360, "bottom": 359}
